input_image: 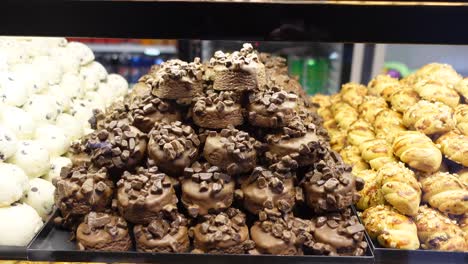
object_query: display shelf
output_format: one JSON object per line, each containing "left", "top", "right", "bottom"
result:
{"left": 87, "top": 43, "right": 177, "bottom": 54}
{"left": 27, "top": 210, "right": 374, "bottom": 263}
{"left": 3, "top": 1, "right": 468, "bottom": 43}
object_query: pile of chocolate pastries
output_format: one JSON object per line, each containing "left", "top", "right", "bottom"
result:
{"left": 54, "top": 43, "right": 367, "bottom": 256}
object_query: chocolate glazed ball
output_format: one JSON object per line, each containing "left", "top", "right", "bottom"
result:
{"left": 181, "top": 162, "right": 235, "bottom": 217}
{"left": 86, "top": 122, "right": 147, "bottom": 177}
{"left": 130, "top": 95, "right": 182, "bottom": 133}
{"left": 191, "top": 208, "right": 254, "bottom": 254}
{"left": 134, "top": 208, "right": 190, "bottom": 253}
{"left": 240, "top": 156, "right": 299, "bottom": 215}
{"left": 76, "top": 212, "right": 132, "bottom": 251}
{"left": 116, "top": 167, "right": 178, "bottom": 224}
{"left": 54, "top": 166, "right": 114, "bottom": 229}
{"left": 147, "top": 122, "right": 200, "bottom": 176}
{"left": 203, "top": 126, "right": 259, "bottom": 175}
{"left": 301, "top": 152, "right": 364, "bottom": 213}
{"left": 309, "top": 209, "right": 368, "bottom": 256}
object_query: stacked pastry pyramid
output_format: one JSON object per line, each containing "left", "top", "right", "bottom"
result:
{"left": 55, "top": 44, "right": 368, "bottom": 256}
{"left": 312, "top": 63, "right": 468, "bottom": 251}
{"left": 0, "top": 37, "right": 129, "bottom": 247}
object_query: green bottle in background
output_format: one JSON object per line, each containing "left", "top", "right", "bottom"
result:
{"left": 305, "top": 57, "right": 330, "bottom": 95}
{"left": 288, "top": 56, "right": 305, "bottom": 86}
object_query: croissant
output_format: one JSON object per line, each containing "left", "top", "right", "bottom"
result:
{"left": 339, "top": 145, "right": 369, "bottom": 172}
{"left": 415, "top": 205, "right": 467, "bottom": 251}
{"left": 309, "top": 93, "right": 331, "bottom": 109}
{"left": 454, "top": 104, "right": 468, "bottom": 136}
{"left": 325, "top": 122, "right": 347, "bottom": 153}
{"left": 377, "top": 162, "right": 421, "bottom": 216}
{"left": 413, "top": 79, "right": 460, "bottom": 108}
{"left": 414, "top": 63, "right": 462, "bottom": 88}
{"left": 420, "top": 172, "right": 468, "bottom": 215}
{"left": 392, "top": 131, "right": 442, "bottom": 173}
{"left": 457, "top": 168, "right": 468, "bottom": 187}
{"left": 400, "top": 72, "right": 418, "bottom": 86}
{"left": 390, "top": 87, "right": 420, "bottom": 113}
{"left": 333, "top": 102, "right": 359, "bottom": 131}
{"left": 340, "top": 82, "right": 368, "bottom": 108}
{"left": 347, "top": 119, "right": 375, "bottom": 147}
{"left": 317, "top": 107, "right": 333, "bottom": 122}
{"left": 374, "top": 109, "right": 407, "bottom": 144}
{"left": 436, "top": 130, "right": 468, "bottom": 167}
{"left": 368, "top": 74, "right": 401, "bottom": 102}
{"left": 454, "top": 78, "right": 468, "bottom": 100}
{"left": 403, "top": 100, "right": 456, "bottom": 136}
{"left": 458, "top": 214, "right": 468, "bottom": 236}
{"left": 359, "top": 139, "right": 397, "bottom": 170}
{"left": 358, "top": 96, "right": 388, "bottom": 124}
{"left": 361, "top": 205, "right": 420, "bottom": 249}
{"left": 354, "top": 170, "right": 384, "bottom": 211}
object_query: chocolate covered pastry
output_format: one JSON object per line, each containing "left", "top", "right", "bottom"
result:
{"left": 134, "top": 208, "right": 190, "bottom": 253}
{"left": 76, "top": 212, "right": 132, "bottom": 251}
{"left": 211, "top": 43, "right": 266, "bottom": 92}
{"left": 240, "top": 156, "right": 299, "bottom": 215}
{"left": 54, "top": 166, "right": 114, "bottom": 228}
{"left": 260, "top": 53, "right": 288, "bottom": 76}
{"left": 247, "top": 86, "right": 299, "bottom": 128}
{"left": 310, "top": 209, "right": 367, "bottom": 256}
{"left": 116, "top": 167, "right": 178, "bottom": 224}
{"left": 250, "top": 210, "right": 313, "bottom": 255}
{"left": 147, "top": 121, "right": 200, "bottom": 176}
{"left": 301, "top": 153, "right": 364, "bottom": 213}
{"left": 146, "top": 58, "right": 203, "bottom": 99}
{"left": 181, "top": 162, "right": 235, "bottom": 217}
{"left": 191, "top": 208, "right": 254, "bottom": 254}
{"left": 128, "top": 82, "right": 152, "bottom": 105}
{"left": 203, "top": 126, "right": 258, "bottom": 175}
{"left": 67, "top": 140, "right": 91, "bottom": 167}
{"left": 86, "top": 123, "right": 147, "bottom": 176}
{"left": 90, "top": 101, "right": 130, "bottom": 130}
{"left": 191, "top": 90, "right": 243, "bottom": 129}
{"left": 265, "top": 118, "right": 325, "bottom": 167}
{"left": 130, "top": 95, "right": 182, "bottom": 133}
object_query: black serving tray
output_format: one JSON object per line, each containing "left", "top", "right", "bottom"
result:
{"left": 27, "top": 210, "right": 374, "bottom": 264}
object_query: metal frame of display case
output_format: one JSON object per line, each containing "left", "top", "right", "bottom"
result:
{"left": 1, "top": 1, "right": 468, "bottom": 263}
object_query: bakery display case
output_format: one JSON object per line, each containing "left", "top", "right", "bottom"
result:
{"left": 1, "top": 1, "right": 468, "bottom": 264}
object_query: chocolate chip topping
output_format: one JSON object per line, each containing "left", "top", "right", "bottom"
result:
{"left": 86, "top": 123, "right": 147, "bottom": 175}
{"left": 195, "top": 208, "right": 248, "bottom": 243}
{"left": 138, "top": 208, "right": 187, "bottom": 240}
{"left": 210, "top": 43, "right": 260, "bottom": 71}
{"left": 192, "top": 90, "right": 240, "bottom": 117}
{"left": 184, "top": 162, "right": 231, "bottom": 193}
{"left": 130, "top": 95, "right": 181, "bottom": 133}
{"left": 145, "top": 58, "right": 203, "bottom": 87}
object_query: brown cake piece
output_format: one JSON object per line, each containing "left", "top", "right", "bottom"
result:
{"left": 240, "top": 156, "right": 299, "bottom": 215}
{"left": 260, "top": 53, "right": 289, "bottom": 76}
{"left": 90, "top": 101, "right": 131, "bottom": 131}
{"left": 147, "top": 121, "right": 200, "bottom": 176}
{"left": 301, "top": 152, "right": 364, "bottom": 213}
{"left": 128, "top": 82, "right": 152, "bottom": 105}
{"left": 76, "top": 212, "right": 132, "bottom": 251}
{"left": 116, "top": 166, "right": 178, "bottom": 224}
{"left": 181, "top": 162, "right": 235, "bottom": 217}
{"left": 146, "top": 58, "right": 203, "bottom": 99}
{"left": 203, "top": 126, "right": 259, "bottom": 175}
{"left": 191, "top": 208, "right": 254, "bottom": 254}
{"left": 67, "top": 140, "right": 91, "bottom": 167}
{"left": 85, "top": 122, "right": 147, "bottom": 176}
{"left": 191, "top": 90, "right": 243, "bottom": 129}
{"left": 265, "top": 117, "right": 326, "bottom": 167}
{"left": 211, "top": 43, "right": 266, "bottom": 92}
{"left": 250, "top": 210, "right": 314, "bottom": 255}
{"left": 247, "top": 86, "right": 299, "bottom": 128}
{"left": 130, "top": 95, "right": 182, "bottom": 133}
{"left": 54, "top": 166, "right": 114, "bottom": 229}
{"left": 309, "top": 209, "right": 367, "bottom": 256}
{"left": 134, "top": 208, "right": 190, "bottom": 253}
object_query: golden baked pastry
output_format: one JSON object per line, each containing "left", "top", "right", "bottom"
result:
{"left": 368, "top": 74, "right": 401, "bottom": 102}
{"left": 359, "top": 139, "right": 397, "bottom": 170}
{"left": 317, "top": 107, "right": 333, "bottom": 122}
{"left": 309, "top": 93, "right": 331, "bottom": 109}
{"left": 389, "top": 87, "right": 420, "bottom": 113}
{"left": 454, "top": 104, "right": 468, "bottom": 136}
{"left": 436, "top": 130, "right": 468, "bottom": 167}
{"left": 354, "top": 170, "right": 384, "bottom": 211}
{"left": 403, "top": 100, "right": 456, "bottom": 136}
{"left": 361, "top": 205, "right": 420, "bottom": 249}
{"left": 333, "top": 102, "right": 359, "bottom": 131}
{"left": 373, "top": 109, "right": 406, "bottom": 144}
{"left": 457, "top": 168, "right": 468, "bottom": 187}
{"left": 414, "top": 63, "right": 462, "bottom": 88}
{"left": 415, "top": 205, "right": 467, "bottom": 251}
{"left": 358, "top": 96, "right": 388, "bottom": 124}
{"left": 420, "top": 172, "right": 468, "bottom": 215}
{"left": 458, "top": 213, "right": 468, "bottom": 236}
{"left": 376, "top": 162, "right": 421, "bottom": 216}
{"left": 400, "top": 72, "right": 418, "bottom": 86}
{"left": 413, "top": 79, "right": 460, "bottom": 108}
{"left": 392, "top": 131, "right": 442, "bottom": 173}
{"left": 330, "top": 93, "right": 342, "bottom": 105}
{"left": 328, "top": 128, "right": 347, "bottom": 153}
{"left": 347, "top": 119, "right": 375, "bottom": 147}
{"left": 339, "top": 145, "right": 369, "bottom": 172}
{"left": 454, "top": 77, "right": 468, "bottom": 99}
{"left": 340, "top": 82, "right": 368, "bottom": 108}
